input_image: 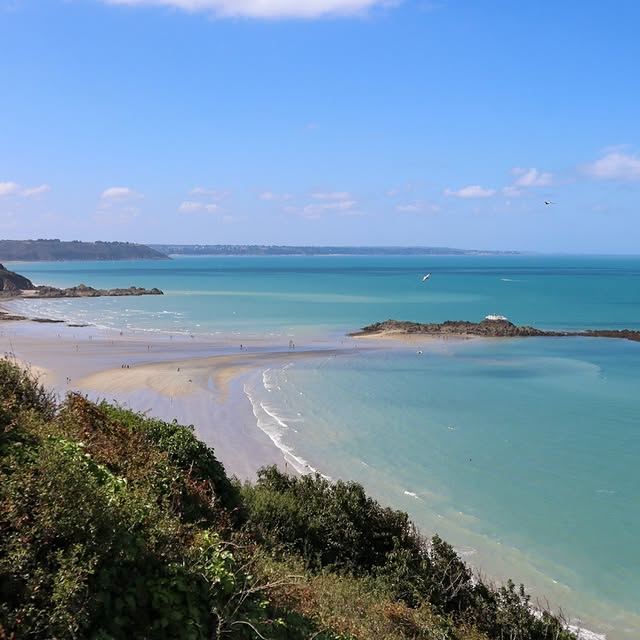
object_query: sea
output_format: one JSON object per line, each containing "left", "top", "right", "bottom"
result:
{"left": 5, "top": 254, "right": 640, "bottom": 640}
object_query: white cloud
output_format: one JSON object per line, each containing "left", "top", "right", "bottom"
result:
{"left": 395, "top": 201, "right": 440, "bottom": 214}
{"left": 100, "top": 186, "right": 143, "bottom": 201}
{"left": 310, "top": 191, "right": 352, "bottom": 200}
{"left": 179, "top": 200, "right": 222, "bottom": 213}
{"left": 294, "top": 199, "right": 358, "bottom": 219}
{"left": 189, "top": 187, "right": 230, "bottom": 200}
{"left": 102, "top": 0, "right": 397, "bottom": 19}
{"left": 0, "top": 182, "right": 20, "bottom": 197}
{"left": 179, "top": 201, "right": 203, "bottom": 213}
{"left": 260, "top": 191, "right": 293, "bottom": 201}
{"left": 583, "top": 152, "right": 640, "bottom": 181}
{"left": 22, "top": 183, "right": 51, "bottom": 197}
{"left": 0, "top": 181, "right": 52, "bottom": 198}
{"left": 510, "top": 167, "right": 553, "bottom": 187}
{"left": 444, "top": 185, "right": 496, "bottom": 198}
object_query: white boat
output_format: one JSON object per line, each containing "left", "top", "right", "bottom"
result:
{"left": 422, "top": 273, "right": 431, "bottom": 281}
{"left": 485, "top": 314, "right": 508, "bottom": 321}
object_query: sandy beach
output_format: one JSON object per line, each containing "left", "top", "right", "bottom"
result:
{"left": 0, "top": 317, "right": 347, "bottom": 479}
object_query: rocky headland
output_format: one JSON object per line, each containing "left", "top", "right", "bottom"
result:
{"left": 0, "top": 264, "right": 162, "bottom": 298}
{"left": 351, "top": 318, "right": 640, "bottom": 342}
{"left": 0, "top": 263, "right": 163, "bottom": 322}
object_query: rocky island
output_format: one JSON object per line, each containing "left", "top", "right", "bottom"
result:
{"left": 352, "top": 318, "right": 640, "bottom": 342}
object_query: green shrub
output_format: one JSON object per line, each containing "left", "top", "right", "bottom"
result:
{"left": 242, "top": 466, "right": 414, "bottom": 574}
{"left": 101, "top": 403, "right": 242, "bottom": 517}
{"left": 0, "top": 358, "right": 55, "bottom": 441}
{"left": 242, "top": 466, "right": 576, "bottom": 640}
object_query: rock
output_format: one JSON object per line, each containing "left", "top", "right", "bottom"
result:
{"left": 0, "top": 263, "right": 35, "bottom": 291}
{"left": 351, "top": 319, "right": 640, "bottom": 343}
{"left": 33, "top": 285, "right": 163, "bottom": 298}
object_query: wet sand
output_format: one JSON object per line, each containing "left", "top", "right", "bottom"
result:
{"left": 0, "top": 319, "right": 345, "bottom": 479}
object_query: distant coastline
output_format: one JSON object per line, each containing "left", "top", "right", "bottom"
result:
{"left": 150, "top": 243, "right": 521, "bottom": 257}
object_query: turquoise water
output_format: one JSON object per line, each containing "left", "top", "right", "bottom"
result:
{"left": 6, "top": 255, "right": 640, "bottom": 639}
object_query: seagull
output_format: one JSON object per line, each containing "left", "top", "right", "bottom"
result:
{"left": 422, "top": 273, "right": 431, "bottom": 282}
{"left": 544, "top": 201, "right": 556, "bottom": 205}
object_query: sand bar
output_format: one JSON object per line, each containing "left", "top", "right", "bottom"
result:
{"left": 0, "top": 317, "right": 354, "bottom": 479}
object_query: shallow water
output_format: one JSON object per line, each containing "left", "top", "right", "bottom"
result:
{"left": 243, "top": 338, "right": 640, "bottom": 638}
{"left": 7, "top": 254, "right": 640, "bottom": 639}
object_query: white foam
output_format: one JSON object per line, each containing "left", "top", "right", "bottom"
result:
{"left": 403, "top": 490, "right": 422, "bottom": 500}
{"left": 244, "top": 381, "right": 329, "bottom": 479}
{"left": 262, "top": 368, "right": 277, "bottom": 392}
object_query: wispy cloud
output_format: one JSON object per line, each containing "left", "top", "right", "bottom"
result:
{"left": 0, "top": 181, "right": 51, "bottom": 198}
{"left": 510, "top": 167, "right": 553, "bottom": 187}
{"left": 395, "top": 201, "right": 440, "bottom": 214}
{"left": 287, "top": 198, "right": 358, "bottom": 219}
{"left": 444, "top": 185, "right": 496, "bottom": 199}
{"left": 101, "top": 0, "right": 398, "bottom": 19}
{"left": 260, "top": 191, "right": 293, "bottom": 201}
{"left": 189, "top": 187, "right": 230, "bottom": 201}
{"left": 179, "top": 201, "right": 223, "bottom": 213}
{"left": 0, "top": 182, "right": 20, "bottom": 197}
{"left": 310, "top": 191, "right": 353, "bottom": 200}
{"left": 583, "top": 151, "right": 640, "bottom": 181}
{"left": 100, "top": 186, "right": 143, "bottom": 201}
{"left": 22, "top": 183, "right": 51, "bottom": 197}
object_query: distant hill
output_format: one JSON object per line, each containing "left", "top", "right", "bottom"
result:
{"left": 150, "top": 244, "right": 519, "bottom": 256}
{"left": 0, "top": 239, "right": 170, "bottom": 261}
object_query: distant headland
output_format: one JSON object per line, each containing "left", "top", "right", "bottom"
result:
{"left": 352, "top": 318, "right": 640, "bottom": 342}
{"left": 150, "top": 244, "right": 520, "bottom": 256}
{"left": 0, "top": 239, "right": 169, "bottom": 261}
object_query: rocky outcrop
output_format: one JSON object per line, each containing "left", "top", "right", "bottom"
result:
{"left": 0, "top": 263, "right": 35, "bottom": 292}
{"left": 0, "top": 264, "right": 163, "bottom": 299}
{"left": 351, "top": 319, "right": 640, "bottom": 343}
{"left": 352, "top": 319, "right": 553, "bottom": 338}
{"left": 33, "top": 284, "right": 163, "bottom": 298}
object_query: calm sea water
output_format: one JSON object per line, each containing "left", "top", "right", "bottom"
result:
{"left": 6, "top": 255, "right": 640, "bottom": 639}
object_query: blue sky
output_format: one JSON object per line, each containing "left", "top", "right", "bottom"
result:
{"left": 1, "top": 0, "right": 639, "bottom": 252}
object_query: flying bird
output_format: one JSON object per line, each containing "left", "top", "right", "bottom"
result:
{"left": 422, "top": 273, "right": 431, "bottom": 282}
{"left": 544, "top": 201, "right": 556, "bottom": 205}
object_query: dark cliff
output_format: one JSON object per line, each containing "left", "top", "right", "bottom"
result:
{"left": 0, "top": 263, "right": 35, "bottom": 292}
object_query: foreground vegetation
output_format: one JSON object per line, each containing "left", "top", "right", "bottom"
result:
{"left": 0, "top": 358, "right": 577, "bottom": 639}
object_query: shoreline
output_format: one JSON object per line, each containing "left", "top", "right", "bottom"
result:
{"left": 0, "top": 316, "right": 353, "bottom": 480}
